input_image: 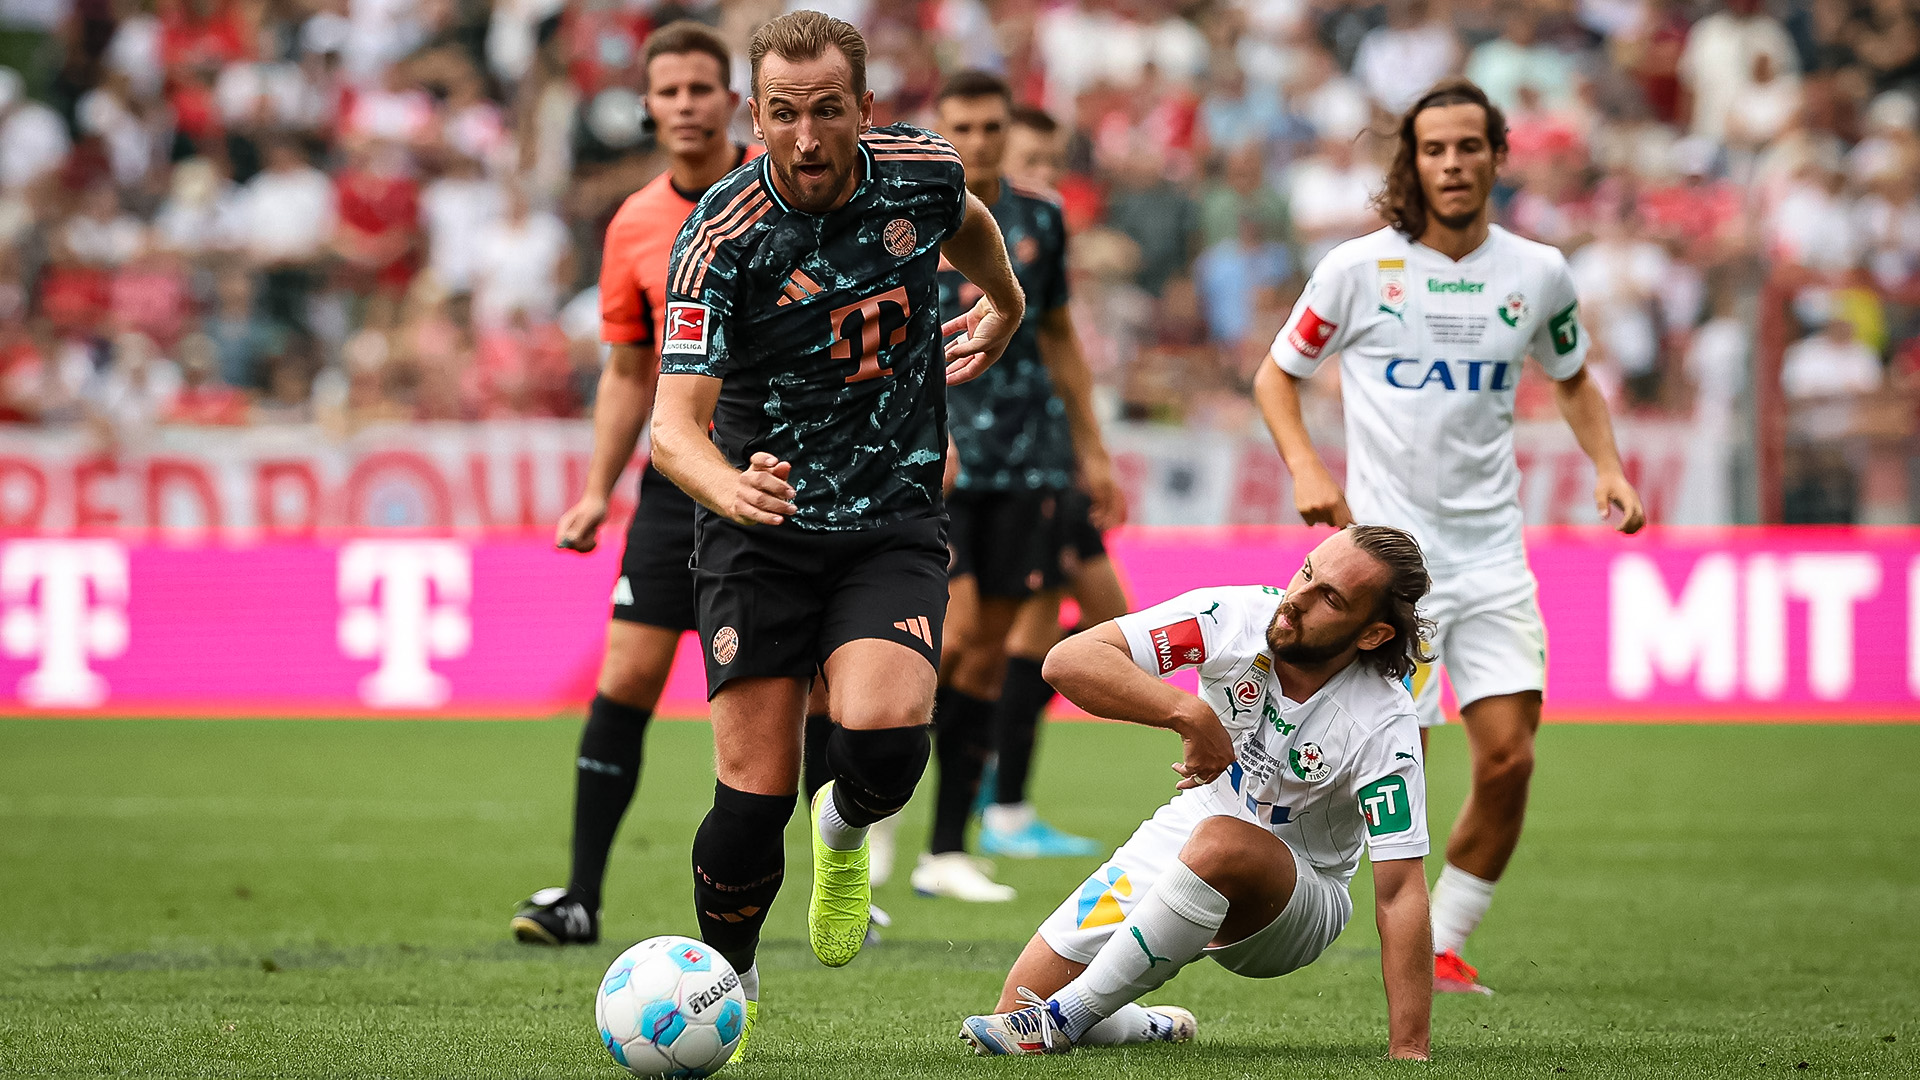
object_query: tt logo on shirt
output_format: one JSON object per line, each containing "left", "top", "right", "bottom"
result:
{"left": 830, "top": 286, "right": 912, "bottom": 383}
{"left": 1383, "top": 358, "right": 1514, "bottom": 392}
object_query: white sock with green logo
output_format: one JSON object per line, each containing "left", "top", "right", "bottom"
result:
{"left": 1077, "top": 1004, "right": 1157, "bottom": 1046}
{"left": 1429, "top": 862, "right": 1496, "bottom": 955}
{"left": 1048, "top": 860, "right": 1227, "bottom": 1043}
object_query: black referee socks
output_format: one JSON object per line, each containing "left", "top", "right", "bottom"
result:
{"left": 992, "top": 657, "right": 1056, "bottom": 806}
{"left": 825, "top": 722, "right": 931, "bottom": 827}
{"left": 802, "top": 711, "right": 834, "bottom": 803}
{"left": 691, "top": 781, "right": 795, "bottom": 976}
{"left": 566, "top": 694, "right": 652, "bottom": 910}
{"left": 930, "top": 687, "right": 996, "bottom": 854}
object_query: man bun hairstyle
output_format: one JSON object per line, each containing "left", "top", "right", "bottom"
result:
{"left": 1371, "top": 77, "right": 1508, "bottom": 240}
{"left": 1010, "top": 104, "right": 1058, "bottom": 134}
{"left": 749, "top": 9, "right": 868, "bottom": 98}
{"left": 937, "top": 68, "right": 1012, "bottom": 105}
{"left": 644, "top": 20, "right": 733, "bottom": 87}
{"left": 1345, "top": 524, "right": 1436, "bottom": 683}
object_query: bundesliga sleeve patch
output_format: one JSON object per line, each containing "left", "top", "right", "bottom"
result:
{"left": 1148, "top": 618, "right": 1207, "bottom": 675}
{"left": 1286, "top": 306, "right": 1337, "bottom": 359}
{"left": 661, "top": 302, "right": 710, "bottom": 356}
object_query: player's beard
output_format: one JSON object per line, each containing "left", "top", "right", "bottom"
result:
{"left": 776, "top": 154, "right": 854, "bottom": 213}
{"left": 1266, "top": 603, "right": 1361, "bottom": 669}
{"left": 1428, "top": 203, "right": 1484, "bottom": 232}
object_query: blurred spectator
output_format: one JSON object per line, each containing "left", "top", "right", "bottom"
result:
{"left": 420, "top": 154, "right": 504, "bottom": 298}
{"left": 1768, "top": 154, "right": 1862, "bottom": 277}
{"left": 1285, "top": 43, "right": 1373, "bottom": 143}
{"left": 153, "top": 157, "right": 246, "bottom": 260}
{"left": 1198, "top": 65, "right": 1282, "bottom": 156}
{"left": 1571, "top": 204, "right": 1673, "bottom": 405}
{"left": 331, "top": 140, "right": 422, "bottom": 307}
{"left": 1352, "top": 0, "right": 1460, "bottom": 114}
{"left": 165, "top": 333, "right": 249, "bottom": 425}
{"left": 1193, "top": 216, "right": 1291, "bottom": 372}
{"left": 0, "top": 67, "right": 71, "bottom": 193}
{"left": 62, "top": 183, "right": 146, "bottom": 269}
{"left": 1466, "top": 5, "right": 1576, "bottom": 115}
{"left": 1782, "top": 313, "right": 1883, "bottom": 441}
{"left": 1679, "top": 0, "right": 1800, "bottom": 143}
{"left": 1287, "top": 132, "right": 1381, "bottom": 265}
{"left": 89, "top": 331, "right": 181, "bottom": 440}
{"left": 240, "top": 138, "right": 336, "bottom": 332}
{"left": 1199, "top": 144, "right": 1288, "bottom": 249}
{"left": 470, "top": 184, "right": 571, "bottom": 330}
{"left": 203, "top": 270, "right": 281, "bottom": 391}
{"left": 1103, "top": 147, "right": 1196, "bottom": 297}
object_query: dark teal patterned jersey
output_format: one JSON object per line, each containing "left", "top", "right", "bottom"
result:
{"left": 659, "top": 124, "right": 968, "bottom": 530}
{"left": 938, "top": 180, "right": 1074, "bottom": 492}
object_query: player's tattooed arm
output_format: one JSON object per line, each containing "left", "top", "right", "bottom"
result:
{"left": 1042, "top": 622, "right": 1235, "bottom": 789}
{"left": 1254, "top": 359, "right": 1353, "bottom": 528}
{"left": 652, "top": 373, "right": 797, "bottom": 527}
{"left": 1372, "top": 856, "right": 1434, "bottom": 1061}
{"left": 556, "top": 343, "right": 661, "bottom": 552}
{"left": 1551, "top": 366, "right": 1646, "bottom": 534}
{"left": 1037, "top": 307, "right": 1125, "bottom": 529}
{"left": 939, "top": 189, "right": 1026, "bottom": 384}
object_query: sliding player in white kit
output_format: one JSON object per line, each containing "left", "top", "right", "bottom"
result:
{"left": 961, "top": 526, "right": 1435, "bottom": 1060}
{"left": 1254, "top": 79, "right": 1645, "bottom": 995}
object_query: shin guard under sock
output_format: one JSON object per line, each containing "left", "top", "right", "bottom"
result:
{"left": 691, "top": 782, "right": 795, "bottom": 974}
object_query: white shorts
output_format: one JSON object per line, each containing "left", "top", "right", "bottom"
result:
{"left": 1037, "top": 797, "right": 1353, "bottom": 980}
{"left": 1411, "top": 557, "right": 1547, "bottom": 729}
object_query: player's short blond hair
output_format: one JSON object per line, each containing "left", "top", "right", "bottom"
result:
{"left": 748, "top": 10, "right": 867, "bottom": 99}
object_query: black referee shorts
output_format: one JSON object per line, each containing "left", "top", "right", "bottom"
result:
{"left": 609, "top": 462, "right": 699, "bottom": 633}
{"left": 946, "top": 488, "right": 1060, "bottom": 599}
{"left": 691, "top": 513, "right": 949, "bottom": 698}
{"left": 1045, "top": 486, "right": 1109, "bottom": 588}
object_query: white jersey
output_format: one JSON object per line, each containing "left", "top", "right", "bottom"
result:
{"left": 1269, "top": 225, "right": 1589, "bottom": 575}
{"left": 1113, "top": 585, "right": 1429, "bottom": 883}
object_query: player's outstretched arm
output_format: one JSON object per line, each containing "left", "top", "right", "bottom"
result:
{"left": 1372, "top": 856, "right": 1433, "bottom": 1061}
{"left": 1550, "top": 366, "right": 1645, "bottom": 534}
{"left": 939, "top": 189, "right": 1026, "bottom": 384}
{"left": 556, "top": 343, "right": 660, "bottom": 552}
{"left": 1042, "top": 623, "right": 1235, "bottom": 789}
{"left": 1037, "top": 307, "right": 1125, "bottom": 529}
{"left": 1253, "top": 358, "right": 1352, "bottom": 528}
{"left": 652, "top": 373, "right": 797, "bottom": 526}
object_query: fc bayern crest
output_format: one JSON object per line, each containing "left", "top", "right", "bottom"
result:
{"left": 711, "top": 626, "right": 739, "bottom": 665}
{"left": 883, "top": 218, "right": 917, "bottom": 257}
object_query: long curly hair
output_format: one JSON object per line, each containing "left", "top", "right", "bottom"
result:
{"left": 1371, "top": 79, "right": 1508, "bottom": 240}
{"left": 1346, "top": 525, "right": 1436, "bottom": 684}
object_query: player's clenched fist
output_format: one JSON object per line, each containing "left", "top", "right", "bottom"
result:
{"left": 942, "top": 295, "right": 1022, "bottom": 384}
{"left": 554, "top": 495, "right": 610, "bottom": 553}
{"left": 1169, "top": 696, "right": 1237, "bottom": 790}
{"left": 730, "top": 452, "right": 798, "bottom": 526}
{"left": 1292, "top": 465, "right": 1354, "bottom": 528}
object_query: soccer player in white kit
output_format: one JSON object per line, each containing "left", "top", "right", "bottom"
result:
{"left": 1254, "top": 79, "right": 1645, "bottom": 994}
{"left": 960, "top": 526, "right": 1436, "bottom": 1060}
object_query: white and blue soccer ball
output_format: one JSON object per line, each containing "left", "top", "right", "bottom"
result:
{"left": 595, "top": 935, "right": 746, "bottom": 1078}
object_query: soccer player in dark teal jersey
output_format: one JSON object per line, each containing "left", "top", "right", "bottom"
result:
{"left": 649, "top": 10, "right": 1026, "bottom": 1041}
{"left": 914, "top": 72, "right": 1126, "bottom": 901}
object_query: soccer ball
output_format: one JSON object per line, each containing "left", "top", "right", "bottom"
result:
{"left": 595, "top": 936, "right": 746, "bottom": 1077}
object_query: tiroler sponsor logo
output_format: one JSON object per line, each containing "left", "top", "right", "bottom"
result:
{"left": 1427, "top": 278, "right": 1486, "bottom": 294}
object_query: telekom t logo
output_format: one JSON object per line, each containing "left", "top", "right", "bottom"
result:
{"left": 337, "top": 541, "right": 472, "bottom": 708}
{"left": 0, "top": 540, "right": 130, "bottom": 707}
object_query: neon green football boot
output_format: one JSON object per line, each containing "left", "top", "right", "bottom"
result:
{"left": 807, "top": 781, "right": 871, "bottom": 967}
{"left": 725, "top": 998, "right": 757, "bottom": 1066}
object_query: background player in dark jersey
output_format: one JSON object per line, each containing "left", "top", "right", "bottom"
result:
{"left": 510, "top": 23, "right": 754, "bottom": 947}
{"left": 986, "top": 104, "right": 1136, "bottom": 855}
{"left": 914, "top": 72, "right": 1125, "bottom": 902}
{"left": 649, "top": 9, "right": 1026, "bottom": 1039}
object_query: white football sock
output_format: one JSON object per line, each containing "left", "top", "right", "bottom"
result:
{"left": 816, "top": 785, "right": 867, "bottom": 852}
{"left": 1077, "top": 1003, "right": 1158, "bottom": 1046}
{"left": 737, "top": 963, "right": 759, "bottom": 1002}
{"left": 1049, "top": 860, "right": 1227, "bottom": 1042}
{"left": 1429, "top": 862, "right": 1497, "bottom": 954}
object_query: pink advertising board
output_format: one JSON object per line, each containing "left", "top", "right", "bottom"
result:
{"left": 0, "top": 528, "right": 1913, "bottom": 720}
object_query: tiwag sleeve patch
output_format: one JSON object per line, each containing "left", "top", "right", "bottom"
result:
{"left": 1148, "top": 618, "right": 1207, "bottom": 675}
{"left": 1286, "top": 306, "right": 1338, "bottom": 359}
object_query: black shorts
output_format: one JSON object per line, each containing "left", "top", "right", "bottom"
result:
{"left": 1044, "top": 487, "right": 1108, "bottom": 588}
{"left": 610, "top": 462, "right": 698, "bottom": 632}
{"left": 946, "top": 488, "right": 1060, "bottom": 599}
{"left": 692, "top": 513, "right": 949, "bottom": 698}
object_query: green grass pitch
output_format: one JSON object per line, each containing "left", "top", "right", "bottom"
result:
{"left": 2, "top": 718, "right": 1917, "bottom": 1079}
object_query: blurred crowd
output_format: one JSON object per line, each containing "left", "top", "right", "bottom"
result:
{"left": 0, "top": 0, "right": 1916, "bottom": 516}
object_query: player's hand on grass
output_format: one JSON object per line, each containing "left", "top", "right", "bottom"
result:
{"left": 1293, "top": 464, "right": 1354, "bottom": 528}
{"left": 732, "top": 452, "right": 797, "bottom": 526}
{"left": 1169, "top": 699, "right": 1236, "bottom": 790}
{"left": 942, "top": 296, "right": 1021, "bottom": 385}
{"left": 1595, "top": 470, "right": 1645, "bottom": 534}
{"left": 554, "top": 494, "right": 609, "bottom": 553}
{"left": 1081, "top": 453, "right": 1127, "bottom": 530}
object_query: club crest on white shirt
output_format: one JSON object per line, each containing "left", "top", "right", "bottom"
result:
{"left": 1289, "top": 741, "right": 1332, "bottom": 782}
{"left": 1500, "top": 291, "right": 1528, "bottom": 327}
{"left": 1376, "top": 258, "right": 1406, "bottom": 317}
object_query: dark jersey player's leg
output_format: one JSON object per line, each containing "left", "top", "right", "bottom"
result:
{"left": 513, "top": 465, "right": 697, "bottom": 946}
